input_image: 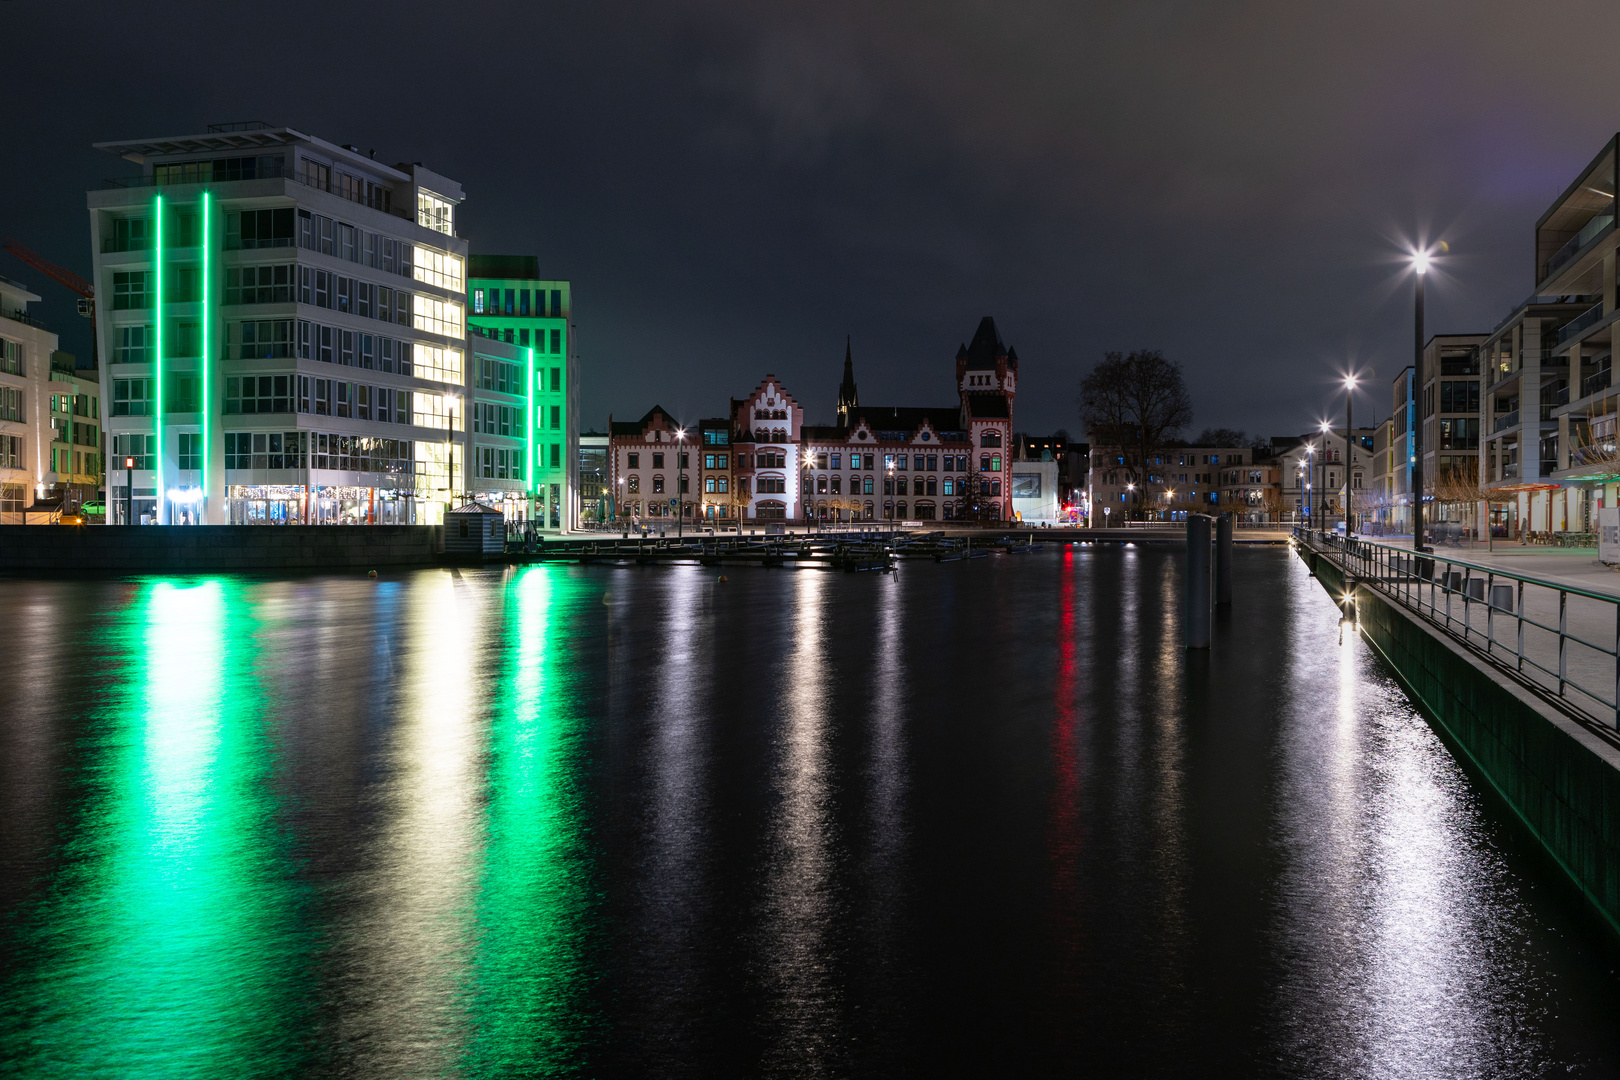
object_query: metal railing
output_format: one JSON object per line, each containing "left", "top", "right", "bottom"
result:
{"left": 1494, "top": 409, "right": 1520, "bottom": 433}
{"left": 1557, "top": 301, "right": 1606, "bottom": 346}
{"left": 1300, "top": 529, "right": 1620, "bottom": 735}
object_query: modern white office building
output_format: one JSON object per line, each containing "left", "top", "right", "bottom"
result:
{"left": 88, "top": 123, "right": 468, "bottom": 525}
{"left": 0, "top": 275, "right": 103, "bottom": 522}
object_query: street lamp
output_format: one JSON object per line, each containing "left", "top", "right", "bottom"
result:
{"left": 887, "top": 460, "right": 896, "bottom": 533}
{"left": 1318, "top": 421, "right": 1332, "bottom": 532}
{"left": 675, "top": 427, "right": 686, "bottom": 540}
{"left": 1411, "top": 247, "right": 1430, "bottom": 552}
{"left": 443, "top": 389, "right": 462, "bottom": 513}
{"left": 1344, "top": 372, "right": 1358, "bottom": 536}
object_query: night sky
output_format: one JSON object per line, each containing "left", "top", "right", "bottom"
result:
{"left": 6, "top": 1, "right": 1618, "bottom": 439}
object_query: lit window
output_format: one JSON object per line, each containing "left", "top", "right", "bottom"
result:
{"left": 417, "top": 189, "right": 455, "bottom": 235}
{"left": 411, "top": 344, "right": 463, "bottom": 384}
{"left": 413, "top": 294, "right": 464, "bottom": 338}
{"left": 414, "top": 249, "right": 464, "bottom": 291}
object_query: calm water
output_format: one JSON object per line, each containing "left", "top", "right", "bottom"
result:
{"left": 2, "top": 546, "right": 1619, "bottom": 1077}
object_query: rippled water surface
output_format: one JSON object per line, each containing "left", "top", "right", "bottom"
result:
{"left": 2, "top": 546, "right": 1618, "bottom": 1077}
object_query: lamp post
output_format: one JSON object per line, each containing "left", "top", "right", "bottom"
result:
{"left": 887, "top": 461, "right": 895, "bottom": 533}
{"left": 1126, "top": 481, "right": 1135, "bottom": 524}
{"left": 1303, "top": 448, "right": 1312, "bottom": 527}
{"left": 1412, "top": 249, "right": 1429, "bottom": 551}
{"left": 675, "top": 427, "right": 686, "bottom": 540}
{"left": 1318, "top": 422, "right": 1331, "bottom": 532}
{"left": 1344, "top": 373, "right": 1357, "bottom": 536}
{"left": 443, "top": 389, "right": 461, "bottom": 514}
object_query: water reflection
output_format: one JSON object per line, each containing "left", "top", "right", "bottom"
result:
{"left": 333, "top": 571, "right": 483, "bottom": 1076}
{"left": 5, "top": 580, "right": 306, "bottom": 1078}
{"left": 466, "top": 566, "right": 598, "bottom": 1072}
{"left": 1271, "top": 555, "right": 1553, "bottom": 1078}
{"left": 759, "top": 570, "right": 843, "bottom": 1076}
{"left": 0, "top": 553, "right": 1615, "bottom": 1076}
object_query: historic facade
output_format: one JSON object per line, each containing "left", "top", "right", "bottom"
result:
{"left": 606, "top": 317, "right": 1021, "bottom": 527}
{"left": 789, "top": 317, "right": 1018, "bottom": 523}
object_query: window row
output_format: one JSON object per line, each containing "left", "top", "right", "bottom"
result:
{"left": 473, "top": 402, "right": 525, "bottom": 438}
{"left": 2, "top": 338, "right": 26, "bottom": 376}
{"left": 298, "top": 209, "right": 413, "bottom": 276}
{"left": 299, "top": 159, "right": 393, "bottom": 215}
{"left": 477, "top": 356, "right": 520, "bottom": 394}
{"left": 306, "top": 267, "right": 412, "bottom": 323}
{"left": 156, "top": 154, "right": 285, "bottom": 188}
{"left": 111, "top": 433, "right": 157, "bottom": 470}
{"left": 473, "top": 287, "right": 564, "bottom": 317}
{"left": 475, "top": 324, "right": 565, "bottom": 355}
{"left": 476, "top": 446, "right": 524, "bottom": 482}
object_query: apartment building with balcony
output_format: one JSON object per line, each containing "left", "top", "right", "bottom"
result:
{"left": 1536, "top": 133, "right": 1620, "bottom": 535}
{"left": 88, "top": 123, "right": 468, "bottom": 525}
{"left": 1479, "top": 293, "right": 1587, "bottom": 535}
{"left": 468, "top": 256, "right": 576, "bottom": 528}
{"left": 0, "top": 276, "right": 102, "bottom": 521}
{"left": 1421, "top": 333, "right": 1487, "bottom": 531}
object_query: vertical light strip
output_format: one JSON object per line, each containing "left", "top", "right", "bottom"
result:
{"left": 201, "top": 191, "right": 211, "bottom": 516}
{"left": 527, "top": 345, "right": 536, "bottom": 500}
{"left": 154, "top": 194, "right": 165, "bottom": 523}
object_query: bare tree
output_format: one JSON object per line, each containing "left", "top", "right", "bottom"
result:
{"left": 1078, "top": 350, "right": 1193, "bottom": 518}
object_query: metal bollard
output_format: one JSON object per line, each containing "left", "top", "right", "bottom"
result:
{"left": 1186, "top": 514, "right": 1212, "bottom": 649}
{"left": 1215, "top": 513, "right": 1233, "bottom": 607}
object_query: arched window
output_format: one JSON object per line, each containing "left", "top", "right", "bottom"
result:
{"left": 831, "top": 476, "right": 841, "bottom": 495}
{"left": 980, "top": 454, "right": 990, "bottom": 472}
{"left": 817, "top": 475, "right": 827, "bottom": 493}
{"left": 627, "top": 475, "right": 640, "bottom": 493}
{"left": 981, "top": 430, "right": 1002, "bottom": 447}
{"left": 653, "top": 475, "right": 665, "bottom": 493}
{"left": 863, "top": 501, "right": 874, "bottom": 520}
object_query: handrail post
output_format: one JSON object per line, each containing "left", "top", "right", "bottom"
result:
{"left": 1558, "top": 590, "right": 1567, "bottom": 699}
{"left": 1516, "top": 579, "right": 1525, "bottom": 671}
{"left": 1486, "top": 572, "right": 1494, "bottom": 654}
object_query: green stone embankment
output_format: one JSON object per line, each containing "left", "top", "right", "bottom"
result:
{"left": 1300, "top": 540, "right": 1620, "bottom": 933}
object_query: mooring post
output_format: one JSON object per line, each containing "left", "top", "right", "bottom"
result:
{"left": 1186, "top": 514, "right": 1212, "bottom": 649}
{"left": 1215, "top": 513, "right": 1233, "bottom": 607}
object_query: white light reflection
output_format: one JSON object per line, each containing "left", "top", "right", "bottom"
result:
{"left": 760, "top": 570, "right": 841, "bottom": 1075}
{"left": 337, "top": 572, "right": 483, "bottom": 1076}
{"left": 1270, "top": 554, "right": 1548, "bottom": 1076}
{"left": 636, "top": 566, "right": 711, "bottom": 1032}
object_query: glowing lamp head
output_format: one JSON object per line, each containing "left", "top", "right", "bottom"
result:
{"left": 124, "top": 457, "right": 134, "bottom": 468}
{"left": 1320, "top": 421, "right": 1331, "bottom": 433}
{"left": 1413, "top": 250, "right": 1430, "bottom": 275}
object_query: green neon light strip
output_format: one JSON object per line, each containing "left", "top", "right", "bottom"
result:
{"left": 201, "top": 191, "right": 211, "bottom": 514}
{"left": 527, "top": 345, "right": 536, "bottom": 496}
{"left": 154, "top": 194, "right": 165, "bottom": 521}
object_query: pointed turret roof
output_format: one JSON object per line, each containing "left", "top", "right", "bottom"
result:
{"left": 962, "top": 316, "right": 1006, "bottom": 369}
{"left": 837, "top": 335, "right": 859, "bottom": 415}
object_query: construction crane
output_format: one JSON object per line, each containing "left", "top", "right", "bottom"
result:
{"left": 3, "top": 238, "right": 96, "bottom": 366}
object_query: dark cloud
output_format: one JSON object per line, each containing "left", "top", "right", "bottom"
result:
{"left": 6, "top": 1, "right": 1619, "bottom": 435}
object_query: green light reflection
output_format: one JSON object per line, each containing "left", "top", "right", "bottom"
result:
{"left": 465, "top": 565, "right": 600, "bottom": 1074}
{"left": 7, "top": 580, "right": 309, "bottom": 1078}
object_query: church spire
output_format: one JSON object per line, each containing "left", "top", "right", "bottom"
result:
{"left": 837, "top": 335, "right": 859, "bottom": 426}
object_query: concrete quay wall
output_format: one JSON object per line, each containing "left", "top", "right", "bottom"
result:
{"left": 0, "top": 525, "right": 444, "bottom": 572}
{"left": 1305, "top": 547, "right": 1620, "bottom": 932}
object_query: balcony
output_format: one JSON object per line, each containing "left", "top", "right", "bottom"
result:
{"left": 1544, "top": 205, "right": 1615, "bottom": 282}
{"left": 1557, "top": 301, "right": 1606, "bottom": 346}
{"left": 1583, "top": 368, "right": 1613, "bottom": 399}
{"left": 1494, "top": 410, "right": 1519, "bottom": 433}
{"left": 1557, "top": 384, "right": 1571, "bottom": 406}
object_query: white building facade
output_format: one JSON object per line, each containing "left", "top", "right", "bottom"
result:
{"left": 88, "top": 124, "right": 468, "bottom": 525}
